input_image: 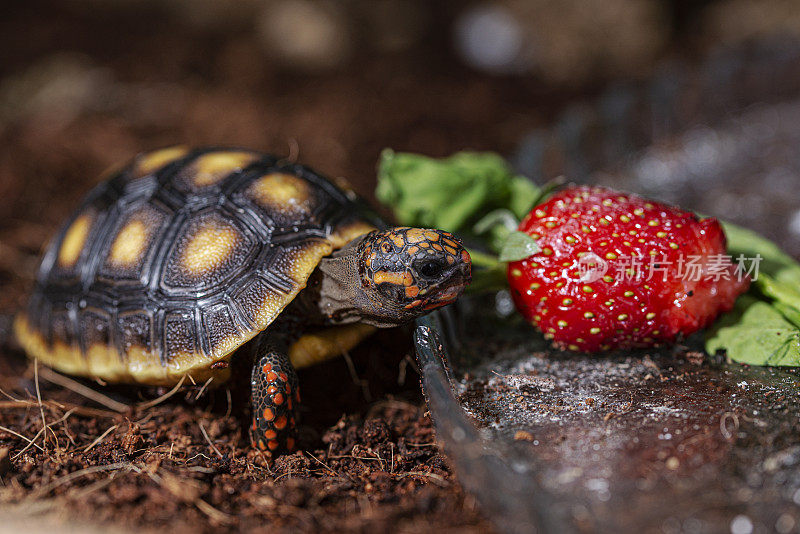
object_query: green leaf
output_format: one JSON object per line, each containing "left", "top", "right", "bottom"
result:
{"left": 706, "top": 296, "right": 800, "bottom": 366}
{"left": 756, "top": 273, "right": 800, "bottom": 314}
{"left": 499, "top": 231, "right": 540, "bottom": 262}
{"left": 376, "top": 149, "right": 540, "bottom": 233}
{"left": 721, "top": 220, "right": 800, "bottom": 287}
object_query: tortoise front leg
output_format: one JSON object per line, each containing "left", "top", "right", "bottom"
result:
{"left": 250, "top": 342, "right": 300, "bottom": 456}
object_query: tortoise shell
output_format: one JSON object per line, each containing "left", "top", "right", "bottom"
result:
{"left": 15, "top": 147, "right": 377, "bottom": 385}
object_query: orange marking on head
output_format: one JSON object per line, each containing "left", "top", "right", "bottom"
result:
{"left": 405, "top": 229, "right": 427, "bottom": 243}
{"left": 274, "top": 416, "right": 288, "bottom": 430}
{"left": 267, "top": 439, "right": 280, "bottom": 450}
{"left": 424, "top": 230, "right": 440, "bottom": 242}
{"left": 273, "top": 393, "right": 285, "bottom": 405}
{"left": 373, "top": 270, "right": 414, "bottom": 286}
{"left": 266, "top": 371, "right": 278, "bottom": 382}
{"left": 263, "top": 408, "right": 275, "bottom": 421}
{"left": 264, "top": 429, "right": 277, "bottom": 439}
{"left": 404, "top": 299, "right": 423, "bottom": 309}
{"left": 405, "top": 285, "right": 420, "bottom": 298}
{"left": 262, "top": 363, "right": 273, "bottom": 373}
{"left": 431, "top": 243, "right": 443, "bottom": 251}
{"left": 286, "top": 437, "right": 295, "bottom": 451}
{"left": 424, "top": 300, "right": 449, "bottom": 310}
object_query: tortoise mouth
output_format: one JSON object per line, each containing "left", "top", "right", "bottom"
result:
{"left": 422, "top": 264, "right": 471, "bottom": 309}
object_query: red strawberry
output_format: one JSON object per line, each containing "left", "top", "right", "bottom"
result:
{"left": 507, "top": 186, "right": 751, "bottom": 352}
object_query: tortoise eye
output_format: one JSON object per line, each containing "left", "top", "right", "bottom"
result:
{"left": 419, "top": 260, "right": 443, "bottom": 278}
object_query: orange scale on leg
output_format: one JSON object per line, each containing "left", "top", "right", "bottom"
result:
{"left": 287, "top": 398, "right": 293, "bottom": 410}
{"left": 267, "top": 439, "right": 279, "bottom": 451}
{"left": 278, "top": 372, "right": 288, "bottom": 382}
{"left": 273, "top": 393, "right": 285, "bottom": 405}
{"left": 266, "top": 371, "right": 278, "bottom": 382}
{"left": 267, "top": 385, "right": 279, "bottom": 395}
{"left": 286, "top": 437, "right": 295, "bottom": 451}
{"left": 274, "top": 415, "right": 288, "bottom": 430}
{"left": 258, "top": 439, "right": 267, "bottom": 451}
{"left": 262, "top": 363, "right": 272, "bottom": 373}
{"left": 263, "top": 408, "right": 275, "bottom": 421}
{"left": 264, "top": 429, "right": 277, "bottom": 440}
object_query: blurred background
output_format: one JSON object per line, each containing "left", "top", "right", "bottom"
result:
{"left": 2, "top": 0, "right": 800, "bottom": 314}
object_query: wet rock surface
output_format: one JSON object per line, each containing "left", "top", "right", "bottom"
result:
{"left": 451, "top": 304, "right": 800, "bottom": 532}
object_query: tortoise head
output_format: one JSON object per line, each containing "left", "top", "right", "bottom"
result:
{"left": 355, "top": 227, "right": 471, "bottom": 324}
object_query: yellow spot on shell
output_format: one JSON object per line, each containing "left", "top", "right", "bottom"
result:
{"left": 192, "top": 151, "right": 258, "bottom": 187}
{"left": 135, "top": 146, "right": 188, "bottom": 177}
{"left": 58, "top": 215, "right": 91, "bottom": 267}
{"left": 108, "top": 220, "right": 148, "bottom": 266}
{"left": 182, "top": 222, "right": 240, "bottom": 274}
{"left": 247, "top": 173, "right": 311, "bottom": 212}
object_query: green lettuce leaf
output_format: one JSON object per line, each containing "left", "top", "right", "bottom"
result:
{"left": 706, "top": 222, "right": 800, "bottom": 366}
{"left": 376, "top": 149, "right": 540, "bottom": 233}
{"left": 706, "top": 296, "right": 800, "bottom": 366}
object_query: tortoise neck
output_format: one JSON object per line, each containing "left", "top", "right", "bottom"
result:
{"left": 315, "top": 240, "right": 365, "bottom": 325}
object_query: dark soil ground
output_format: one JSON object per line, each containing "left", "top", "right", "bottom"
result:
{"left": 0, "top": 326, "right": 488, "bottom": 533}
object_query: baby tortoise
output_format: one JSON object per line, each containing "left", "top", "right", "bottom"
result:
{"left": 15, "top": 147, "right": 471, "bottom": 457}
